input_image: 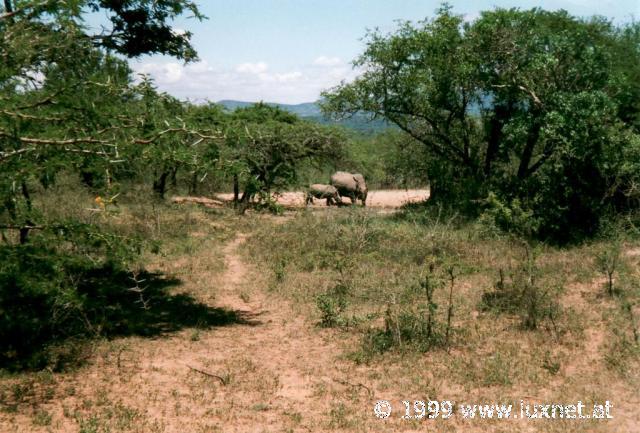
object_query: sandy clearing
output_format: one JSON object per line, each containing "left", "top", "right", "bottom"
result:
{"left": 214, "top": 188, "right": 430, "bottom": 208}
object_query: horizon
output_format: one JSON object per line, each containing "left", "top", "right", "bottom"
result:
{"left": 111, "top": 0, "right": 640, "bottom": 104}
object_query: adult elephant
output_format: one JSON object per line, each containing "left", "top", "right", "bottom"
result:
{"left": 330, "top": 171, "right": 368, "bottom": 206}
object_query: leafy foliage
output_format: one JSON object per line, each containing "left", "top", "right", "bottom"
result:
{"left": 322, "top": 6, "right": 640, "bottom": 241}
{"left": 0, "top": 0, "right": 220, "bottom": 370}
{"left": 224, "top": 103, "right": 345, "bottom": 205}
{"left": 0, "top": 224, "right": 140, "bottom": 369}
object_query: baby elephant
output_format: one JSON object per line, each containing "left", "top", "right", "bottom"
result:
{"left": 306, "top": 184, "right": 341, "bottom": 206}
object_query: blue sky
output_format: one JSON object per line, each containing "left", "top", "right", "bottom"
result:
{"left": 122, "top": 0, "right": 639, "bottom": 104}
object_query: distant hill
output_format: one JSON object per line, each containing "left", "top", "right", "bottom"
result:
{"left": 217, "top": 100, "right": 391, "bottom": 134}
{"left": 217, "top": 100, "right": 322, "bottom": 117}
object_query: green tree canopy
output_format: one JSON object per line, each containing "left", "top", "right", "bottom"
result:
{"left": 0, "top": 0, "right": 209, "bottom": 368}
{"left": 0, "top": 0, "right": 209, "bottom": 227}
{"left": 322, "top": 6, "right": 640, "bottom": 241}
{"left": 223, "top": 103, "right": 345, "bottom": 205}
{"left": 2, "top": 0, "right": 203, "bottom": 60}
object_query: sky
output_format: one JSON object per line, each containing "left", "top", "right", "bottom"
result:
{"left": 114, "top": 0, "right": 640, "bottom": 104}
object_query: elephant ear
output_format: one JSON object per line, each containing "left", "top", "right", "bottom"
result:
{"left": 352, "top": 176, "right": 362, "bottom": 193}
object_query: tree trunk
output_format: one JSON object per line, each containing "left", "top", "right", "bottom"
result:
{"left": 19, "top": 220, "right": 33, "bottom": 245}
{"left": 233, "top": 174, "right": 239, "bottom": 204}
{"left": 484, "top": 104, "right": 510, "bottom": 177}
{"left": 153, "top": 171, "right": 169, "bottom": 198}
{"left": 169, "top": 165, "right": 178, "bottom": 187}
{"left": 518, "top": 111, "right": 543, "bottom": 179}
{"left": 19, "top": 226, "right": 29, "bottom": 244}
{"left": 81, "top": 170, "right": 95, "bottom": 188}
{"left": 21, "top": 180, "right": 31, "bottom": 211}
{"left": 189, "top": 172, "right": 198, "bottom": 195}
{"left": 105, "top": 168, "right": 112, "bottom": 190}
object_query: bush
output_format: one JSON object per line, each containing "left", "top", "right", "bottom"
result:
{"left": 478, "top": 192, "right": 540, "bottom": 238}
{"left": 481, "top": 246, "right": 562, "bottom": 331}
{"left": 362, "top": 264, "right": 456, "bottom": 354}
{"left": 316, "top": 282, "right": 349, "bottom": 328}
{"left": 0, "top": 222, "right": 140, "bottom": 370}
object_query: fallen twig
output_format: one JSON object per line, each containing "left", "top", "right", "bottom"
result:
{"left": 332, "top": 378, "right": 372, "bottom": 396}
{"left": 187, "top": 365, "right": 227, "bottom": 385}
{"left": 171, "top": 195, "right": 225, "bottom": 208}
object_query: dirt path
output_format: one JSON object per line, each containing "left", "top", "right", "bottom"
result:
{"left": 6, "top": 225, "right": 637, "bottom": 432}
{"left": 170, "top": 233, "right": 364, "bottom": 432}
{"left": 0, "top": 233, "right": 370, "bottom": 433}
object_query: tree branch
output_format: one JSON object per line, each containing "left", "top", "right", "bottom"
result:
{"left": 0, "top": 148, "right": 35, "bottom": 161}
{"left": 1, "top": 110, "right": 63, "bottom": 122}
{"left": 0, "top": 133, "right": 111, "bottom": 145}
{"left": 0, "top": 0, "right": 55, "bottom": 21}
{"left": 134, "top": 127, "right": 220, "bottom": 144}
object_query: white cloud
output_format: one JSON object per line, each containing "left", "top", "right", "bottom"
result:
{"left": 274, "top": 71, "right": 303, "bottom": 82}
{"left": 312, "top": 56, "right": 342, "bottom": 67}
{"left": 131, "top": 57, "right": 361, "bottom": 104}
{"left": 136, "top": 62, "right": 184, "bottom": 84}
{"left": 235, "top": 62, "right": 269, "bottom": 74}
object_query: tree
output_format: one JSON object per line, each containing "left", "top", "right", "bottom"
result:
{"left": 322, "top": 6, "right": 640, "bottom": 241}
{"left": 2, "top": 0, "right": 203, "bottom": 60}
{"left": 224, "top": 103, "right": 345, "bottom": 207}
{"left": 0, "top": 0, "right": 211, "bottom": 229}
{"left": 126, "top": 77, "right": 223, "bottom": 198}
{"left": 0, "top": 0, "right": 208, "bottom": 368}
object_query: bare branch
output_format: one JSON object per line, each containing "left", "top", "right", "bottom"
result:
{"left": 0, "top": 134, "right": 111, "bottom": 145}
{"left": 62, "top": 148, "right": 111, "bottom": 156}
{"left": 491, "top": 84, "right": 543, "bottom": 107}
{"left": 134, "top": 127, "right": 221, "bottom": 144}
{"left": 0, "top": 148, "right": 35, "bottom": 161}
{"left": 0, "top": 0, "right": 60, "bottom": 21}
{"left": 1, "top": 110, "right": 63, "bottom": 122}
{"left": 186, "top": 365, "right": 227, "bottom": 385}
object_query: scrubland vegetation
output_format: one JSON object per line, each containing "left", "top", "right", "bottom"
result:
{"left": 1, "top": 1, "right": 640, "bottom": 432}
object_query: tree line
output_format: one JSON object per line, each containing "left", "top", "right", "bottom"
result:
{"left": 0, "top": 0, "right": 347, "bottom": 368}
{"left": 322, "top": 5, "right": 640, "bottom": 241}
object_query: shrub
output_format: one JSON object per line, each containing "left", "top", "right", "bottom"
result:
{"left": 595, "top": 241, "right": 623, "bottom": 297}
{"left": 0, "top": 222, "right": 140, "bottom": 370}
{"left": 362, "top": 264, "right": 456, "bottom": 354}
{"left": 478, "top": 192, "right": 540, "bottom": 238}
{"left": 481, "top": 246, "right": 561, "bottom": 331}
{"left": 316, "top": 282, "right": 349, "bottom": 328}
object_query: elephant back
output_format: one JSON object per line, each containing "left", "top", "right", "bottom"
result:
{"left": 309, "top": 184, "right": 337, "bottom": 196}
{"left": 330, "top": 171, "right": 358, "bottom": 192}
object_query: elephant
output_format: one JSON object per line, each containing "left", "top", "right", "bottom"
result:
{"left": 330, "top": 171, "right": 368, "bottom": 206}
{"left": 305, "top": 184, "right": 341, "bottom": 206}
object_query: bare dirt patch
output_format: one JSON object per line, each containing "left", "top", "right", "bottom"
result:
{"left": 213, "top": 188, "right": 430, "bottom": 208}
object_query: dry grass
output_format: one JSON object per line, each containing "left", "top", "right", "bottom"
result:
{"left": 1, "top": 198, "right": 639, "bottom": 432}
